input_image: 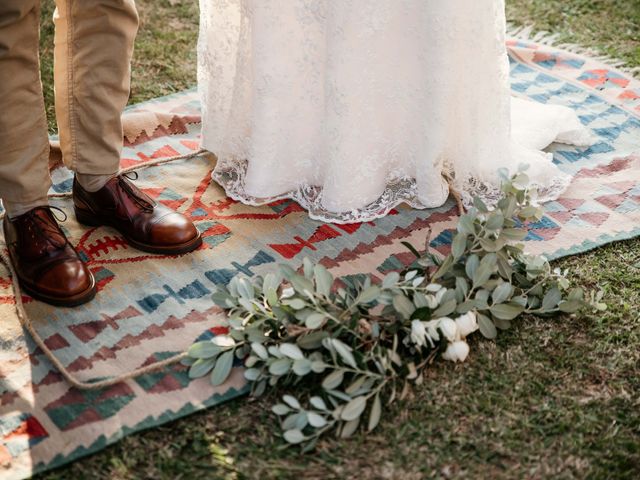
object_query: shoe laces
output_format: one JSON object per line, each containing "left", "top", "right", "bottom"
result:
{"left": 24, "top": 206, "right": 68, "bottom": 250}
{"left": 116, "top": 172, "right": 155, "bottom": 213}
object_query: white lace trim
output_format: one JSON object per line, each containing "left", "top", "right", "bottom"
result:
{"left": 213, "top": 157, "right": 445, "bottom": 224}
{"left": 213, "top": 157, "right": 572, "bottom": 224}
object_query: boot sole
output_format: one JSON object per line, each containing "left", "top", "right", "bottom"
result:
{"left": 18, "top": 275, "right": 97, "bottom": 308}
{"left": 75, "top": 206, "right": 203, "bottom": 255}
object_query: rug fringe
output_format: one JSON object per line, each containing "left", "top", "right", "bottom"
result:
{"left": 507, "top": 23, "right": 640, "bottom": 77}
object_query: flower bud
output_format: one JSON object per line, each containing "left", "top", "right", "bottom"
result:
{"left": 442, "top": 341, "right": 470, "bottom": 362}
{"left": 410, "top": 320, "right": 428, "bottom": 348}
{"left": 424, "top": 320, "right": 440, "bottom": 343}
{"left": 455, "top": 311, "right": 479, "bottom": 338}
{"left": 438, "top": 317, "right": 458, "bottom": 342}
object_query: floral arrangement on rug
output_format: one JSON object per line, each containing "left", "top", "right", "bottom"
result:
{"left": 184, "top": 167, "right": 606, "bottom": 450}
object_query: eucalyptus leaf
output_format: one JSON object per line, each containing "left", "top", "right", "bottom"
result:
{"left": 465, "top": 254, "right": 480, "bottom": 280}
{"left": 305, "top": 312, "right": 326, "bottom": 329}
{"left": 290, "top": 275, "right": 314, "bottom": 296}
{"left": 282, "top": 412, "right": 304, "bottom": 431}
{"left": 212, "top": 290, "right": 235, "bottom": 308}
{"left": 542, "top": 287, "right": 562, "bottom": 311}
{"left": 345, "top": 376, "right": 367, "bottom": 396}
{"left": 368, "top": 393, "right": 382, "bottom": 432}
{"left": 251, "top": 342, "right": 269, "bottom": 360}
{"left": 558, "top": 300, "right": 583, "bottom": 313}
{"left": 393, "top": 294, "right": 416, "bottom": 319}
{"left": 210, "top": 350, "right": 234, "bottom": 386}
{"left": 477, "top": 313, "right": 498, "bottom": 339}
{"left": 358, "top": 285, "right": 381, "bottom": 304}
{"left": 322, "top": 370, "right": 345, "bottom": 390}
{"left": 311, "top": 360, "right": 328, "bottom": 373}
{"left": 283, "top": 429, "right": 305, "bottom": 444}
{"left": 474, "top": 196, "right": 489, "bottom": 213}
{"left": 490, "top": 303, "right": 525, "bottom": 320}
{"left": 272, "top": 403, "right": 291, "bottom": 416}
{"left": 452, "top": 233, "right": 468, "bottom": 260}
{"left": 188, "top": 341, "right": 222, "bottom": 359}
{"left": 382, "top": 272, "right": 400, "bottom": 289}
{"left": 282, "top": 395, "right": 301, "bottom": 409}
{"left": 308, "top": 412, "right": 328, "bottom": 428}
{"left": 292, "top": 358, "right": 312, "bottom": 376}
{"left": 285, "top": 298, "right": 307, "bottom": 310}
{"left": 485, "top": 212, "right": 504, "bottom": 231}
{"left": 188, "top": 358, "right": 216, "bottom": 379}
{"left": 303, "top": 257, "right": 314, "bottom": 279}
{"left": 244, "top": 368, "right": 261, "bottom": 381}
{"left": 269, "top": 358, "right": 292, "bottom": 376}
{"left": 432, "top": 255, "right": 454, "bottom": 281}
{"left": 279, "top": 343, "right": 305, "bottom": 360}
{"left": 456, "top": 277, "right": 469, "bottom": 298}
{"left": 310, "top": 396, "right": 328, "bottom": 411}
{"left": 314, "top": 264, "right": 333, "bottom": 297}
{"left": 492, "top": 283, "right": 513, "bottom": 305}
{"left": 180, "top": 356, "right": 196, "bottom": 366}
{"left": 332, "top": 339, "right": 358, "bottom": 369}
{"left": 340, "top": 418, "right": 360, "bottom": 438}
{"left": 501, "top": 228, "right": 528, "bottom": 241}
{"left": 458, "top": 214, "right": 475, "bottom": 235}
{"left": 298, "top": 331, "right": 330, "bottom": 350}
{"left": 341, "top": 396, "right": 367, "bottom": 421}
{"left": 433, "top": 299, "right": 457, "bottom": 317}
{"left": 237, "top": 277, "right": 254, "bottom": 299}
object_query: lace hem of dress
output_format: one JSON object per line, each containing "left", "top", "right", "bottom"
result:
{"left": 212, "top": 158, "right": 438, "bottom": 224}
{"left": 455, "top": 171, "right": 573, "bottom": 210}
{"left": 213, "top": 157, "right": 573, "bottom": 224}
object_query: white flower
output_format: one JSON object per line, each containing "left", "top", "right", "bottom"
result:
{"left": 280, "top": 287, "right": 295, "bottom": 299}
{"left": 410, "top": 320, "right": 428, "bottom": 348}
{"left": 455, "top": 311, "right": 479, "bottom": 338}
{"left": 425, "top": 294, "right": 439, "bottom": 309}
{"left": 442, "top": 341, "right": 470, "bottom": 362}
{"left": 424, "top": 320, "right": 440, "bottom": 343}
{"left": 438, "top": 317, "right": 458, "bottom": 342}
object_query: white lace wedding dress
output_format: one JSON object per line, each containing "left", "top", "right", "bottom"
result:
{"left": 198, "top": 0, "right": 593, "bottom": 223}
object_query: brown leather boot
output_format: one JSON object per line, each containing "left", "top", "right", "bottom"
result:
{"left": 3, "top": 207, "right": 96, "bottom": 307}
{"left": 72, "top": 173, "right": 202, "bottom": 255}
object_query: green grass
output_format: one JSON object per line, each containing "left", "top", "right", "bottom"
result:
{"left": 38, "top": 0, "right": 199, "bottom": 132}
{"left": 36, "top": 1, "right": 640, "bottom": 478}
{"left": 506, "top": 0, "right": 640, "bottom": 69}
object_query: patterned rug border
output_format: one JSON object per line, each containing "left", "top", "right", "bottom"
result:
{"left": 546, "top": 225, "right": 640, "bottom": 259}
{"left": 33, "top": 384, "right": 249, "bottom": 474}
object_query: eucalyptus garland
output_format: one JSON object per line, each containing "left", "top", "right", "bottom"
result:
{"left": 184, "top": 168, "right": 605, "bottom": 450}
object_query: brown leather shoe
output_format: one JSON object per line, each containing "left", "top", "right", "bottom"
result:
{"left": 3, "top": 207, "right": 96, "bottom": 307}
{"left": 72, "top": 173, "right": 202, "bottom": 255}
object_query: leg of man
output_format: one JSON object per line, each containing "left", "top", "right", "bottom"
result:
{"left": 65, "top": 1, "right": 202, "bottom": 255}
{"left": 53, "top": 0, "right": 139, "bottom": 191}
{"left": 1, "top": 0, "right": 96, "bottom": 307}
{"left": 0, "top": 0, "right": 51, "bottom": 217}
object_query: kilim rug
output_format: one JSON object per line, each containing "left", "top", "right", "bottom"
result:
{"left": 1, "top": 38, "right": 639, "bottom": 479}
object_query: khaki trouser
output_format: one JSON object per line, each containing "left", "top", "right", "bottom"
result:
{"left": 0, "top": 0, "right": 138, "bottom": 205}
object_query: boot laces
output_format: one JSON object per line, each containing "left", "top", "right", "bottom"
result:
{"left": 24, "top": 206, "right": 68, "bottom": 250}
{"left": 117, "top": 172, "right": 155, "bottom": 213}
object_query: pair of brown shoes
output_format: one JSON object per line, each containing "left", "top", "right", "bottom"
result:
{"left": 3, "top": 174, "right": 202, "bottom": 307}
